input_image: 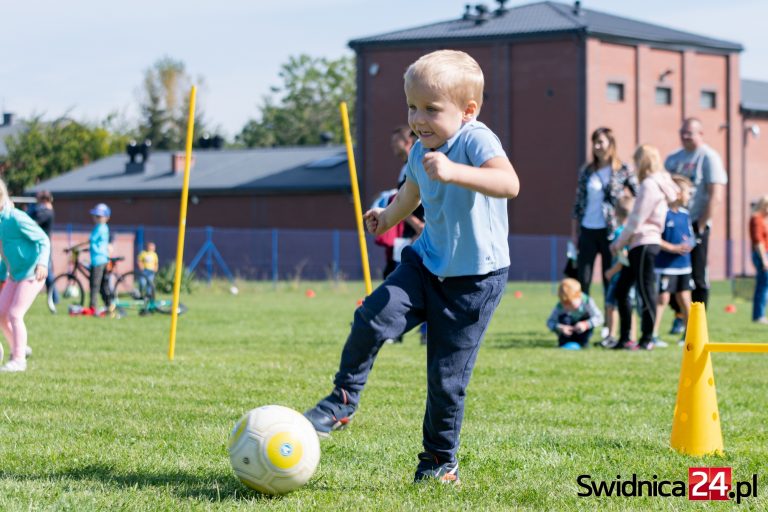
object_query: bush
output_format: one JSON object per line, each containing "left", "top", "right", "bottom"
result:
{"left": 154, "top": 262, "right": 196, "bottom": 294}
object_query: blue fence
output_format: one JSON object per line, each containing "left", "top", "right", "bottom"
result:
{"left": 56, "top": 224, "right": 572, "bottom": 282}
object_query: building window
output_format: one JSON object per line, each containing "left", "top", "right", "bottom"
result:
{"left": 655, "top": 87, "right": 672, "bottom": 105}
{"left": 607, "top": 82, "right": 625, "bottom": 102}
{"left": 700, "top": 90, "right": 717, "bottom": 109}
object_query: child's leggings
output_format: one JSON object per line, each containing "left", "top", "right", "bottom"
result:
{"left": 0, "top": 277, "right": 44, "bottom": 361}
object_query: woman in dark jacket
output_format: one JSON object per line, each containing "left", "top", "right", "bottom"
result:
{"left": 572, "top": 127, "right": 638, "bottom": 297}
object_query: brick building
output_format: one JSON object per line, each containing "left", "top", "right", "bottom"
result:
{"left": 350, "top": 0, "right": 768, "bottom": 278}
{"left": 27, "top": 146, "right": 355, "bottom": 230}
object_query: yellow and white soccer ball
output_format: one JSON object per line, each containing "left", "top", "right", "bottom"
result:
{"left": 228, "top": 405, "right": 320, "bottom": 495}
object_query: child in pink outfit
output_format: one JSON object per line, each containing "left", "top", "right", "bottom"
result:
{"left": 609, "top": 145, "right": 679, "bottom": 350}
{"left": 0, "top": 179, "right": 50, "bottom": 372}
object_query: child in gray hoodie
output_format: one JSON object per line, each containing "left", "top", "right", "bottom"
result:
{"left": 609, "top": 144, "right": 679, "bottom": 350}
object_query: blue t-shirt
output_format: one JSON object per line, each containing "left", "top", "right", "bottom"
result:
{"left": 90, "top": 223, "right": 110, "bottom": 267}
{"left": 655, "top": 208, "right": 693, "bottom": 274}
{"left": 404, "top": 120, "right": 510, "bottom": 277}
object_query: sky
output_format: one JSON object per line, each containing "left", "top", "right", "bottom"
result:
{"left": 2, "top": 0, "right": 767, "bottom": 138}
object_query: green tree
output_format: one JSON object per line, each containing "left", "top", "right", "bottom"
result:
{"left": 1, "top": 117, "right": 130, "bottom": 194}
{"left": 137, "top": 57, "right": 207, "bottom": 149}
{"left": 236, "top": 54, "right": 355, "bottom": 147}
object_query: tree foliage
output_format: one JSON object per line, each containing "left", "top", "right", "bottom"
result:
{"left": 1, "top": 118, "right": 130, "bottom": 194}
{"left": 136, "top": 57, "right": 207, "bottom": 150}
{"left": 236, "top": 54, "right": 355, "bottom": 147}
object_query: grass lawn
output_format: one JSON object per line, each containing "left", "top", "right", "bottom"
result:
{"left": 1, "top": 280, "right": 767, "bottom": 510}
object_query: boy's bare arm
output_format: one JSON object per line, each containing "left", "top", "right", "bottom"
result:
{"left": 422, "top": 152, "right": 519, "bottom": 199}
{"left": 363, "top": 179, "right": 421, "bottom": 235}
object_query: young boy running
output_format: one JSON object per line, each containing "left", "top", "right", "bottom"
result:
{"left": 304, "top": 50, "right": 520, "bottom": 483}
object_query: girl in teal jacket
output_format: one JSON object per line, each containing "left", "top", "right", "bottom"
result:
{"left": 0, "top": 180, "right": 50, "bottom": 372}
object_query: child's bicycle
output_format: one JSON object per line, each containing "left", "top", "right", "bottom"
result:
{"left": 47, "top": 243, "right": 124, "bottom": 314}
{"left": 111, "top": 271, "right": 188, "bottom": 316}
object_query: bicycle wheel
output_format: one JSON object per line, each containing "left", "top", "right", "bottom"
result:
{"left": 113, "top": 271, "right": 149, "bottom": 301}
{"left": 153, "top": 300, "right": 187, "bottom": 315}
{"left": 48, "top": 273, "right": 85, "bottom": 314}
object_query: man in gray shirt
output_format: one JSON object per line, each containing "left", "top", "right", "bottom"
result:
{"left": 665, "top": 118, "right": 727, "bottom": 308}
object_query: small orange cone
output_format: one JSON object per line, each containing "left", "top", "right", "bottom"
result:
{"left": 356, "top": 298, "right": 364, "bottom": 306}
{"left": 514, "top": 291, "right": 523, "bottom": 299}
{"left": 670, "top": 302, "right": 724, "bottom": 456}
{"left": 305, "top": 289, "right": 316, "bottom": 298}
{"left": 724, "top": 304, "right": 736, "bottom": 313}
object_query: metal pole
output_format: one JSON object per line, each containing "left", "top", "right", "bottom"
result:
{"left": 272, "top": 228, "right": 278, "bottom": 289}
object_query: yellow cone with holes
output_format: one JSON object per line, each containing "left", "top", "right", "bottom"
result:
{"left": 670, "top": 302, "right": 724, "bottom": 456}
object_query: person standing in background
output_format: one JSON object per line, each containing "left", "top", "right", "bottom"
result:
{"left": 30, "top": 191, "right": 57, "bottom": 304}
{"left": 749, "top": 196, "right": 768, "bottom": 324}
{"left": 665, "top": 118, "right": 727, "bottom": 312}
{"left": 571, "top": 128, "right": 637, "bottom": 298}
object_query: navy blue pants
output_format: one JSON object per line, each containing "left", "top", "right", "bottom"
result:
{"left": 333, "top": 247, "right": 508, "bottom": 463}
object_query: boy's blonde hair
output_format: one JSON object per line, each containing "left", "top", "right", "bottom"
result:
{"left": 671, "top": 174, "right": 693, "bottom": 191}
{"left": 633, "top": 144, "right": 663, "bottom": 181}
{"left": 404, "top": 50, "right": 484, "bottom": 113}
{"left": 558, "top": 278, "right": 583, "bottom": 303}
{"left": 671, "top": 174, "right": 693, "bottom": 205}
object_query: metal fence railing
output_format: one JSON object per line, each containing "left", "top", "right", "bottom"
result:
{"left": 53, "top": 224, "right": 743, "bottom": 283}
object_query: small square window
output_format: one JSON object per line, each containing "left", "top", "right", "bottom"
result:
{"left": 607, "top": 82, "right": 625, "bottom": 102}
{"left": 655, "top": 87, "right": 672, "bottom": 105}
{"left": 700, "top": 90, "right": 716, "bottom": 109}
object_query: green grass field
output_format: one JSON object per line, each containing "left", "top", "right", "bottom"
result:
{"left": 1, "top": 280, "right": 767, "bottom": 511}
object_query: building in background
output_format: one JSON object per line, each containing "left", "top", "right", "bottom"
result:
{"left": 27, "top": 145, "right": 354, "bottom": 230}
{"left": 20, "top": 1, "right": 768, "bottom": 281}
{"left": 350, "top": 0, "right": 768, "bottom": 278}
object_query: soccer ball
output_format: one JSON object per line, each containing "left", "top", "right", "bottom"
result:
{"left": 228, "top": 405, "right": 320, "bottom": 495}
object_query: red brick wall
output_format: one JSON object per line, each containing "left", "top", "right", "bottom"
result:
{"left": 587, "top": 40, "right": 740, "bottom": 279}
{"left": 586, "top": 39, "right": 637, "bottom": 162}
{"left": 357, "top": 38, "right": 582, "bottom": 235}
{"left": 742, "top": 116, "right": 768, "bottom": 273}
{"left": 50, "top": 193, "right": 356, "bottom": 230}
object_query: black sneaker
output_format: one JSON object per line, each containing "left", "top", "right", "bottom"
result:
{"left": 414, "top": 452, "right": 460, "bottom": 484}
{"left": 304, "top": 388, "right": 356, "bottom": 438}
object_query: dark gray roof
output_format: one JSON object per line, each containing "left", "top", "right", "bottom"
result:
{"left": 742, "top": 79, "right": 768, "bottom": 114}
{"left": 26, "top": 146, "right": 351, "bottom": 198}
{"left": 350, "top": 1, "right": 742, "bottom": 53}
{"left": 0, "top": 121, "right": 27, "bottom": 157}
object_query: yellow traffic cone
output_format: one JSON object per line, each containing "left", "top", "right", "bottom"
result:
{"left": 670, "top": 302, "right": 724, "bottom": 456}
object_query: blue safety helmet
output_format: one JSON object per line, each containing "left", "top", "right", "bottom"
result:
{"left": 89, "top": 203, "right": 111, "bottom": 217}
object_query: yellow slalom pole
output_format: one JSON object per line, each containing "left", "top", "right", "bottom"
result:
{"left": 168, "top": 85, "right": 197, "bottom": 361}
{"left": 339, "top": 101, "right": 372, "bottom": 296}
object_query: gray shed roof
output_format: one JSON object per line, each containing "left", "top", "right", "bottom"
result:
{"left": 26, "top": 146, "right": 351, "bottom": 198}
{"left": 349, "top": 1, "right": 742, "bottom": 53}
{"left": 742, "top": 79, "right": 768, "bottom": 114}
